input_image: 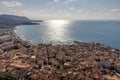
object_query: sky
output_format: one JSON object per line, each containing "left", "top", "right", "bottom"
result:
{"left": 0, "top": 0, "right": 120, "bottom": 20}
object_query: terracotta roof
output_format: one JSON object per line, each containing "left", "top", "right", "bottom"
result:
{"left": 9, "top": 63, "right": 30, "bottom": 69}
{"left": 50, "top": 58, "right": 60, "bottom": 65}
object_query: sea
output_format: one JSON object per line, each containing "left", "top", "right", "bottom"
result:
{"left": 15, "top": 20, "right": 120, "bottom": 49}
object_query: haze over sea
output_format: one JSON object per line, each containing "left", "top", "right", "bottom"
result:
{"left": 15, "top": 20, "right": 120, "bottom": 49}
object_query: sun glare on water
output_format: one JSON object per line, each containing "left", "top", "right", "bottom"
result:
{"left": 45, "top": 20, "right": 70, "bottom": 41}
{"left": 48, "top": 20, "right": 70, "bottom": 28}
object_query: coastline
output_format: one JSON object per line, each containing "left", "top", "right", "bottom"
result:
{"left": 12, "top": 26, "right": 33, "bottom": 46}
{"left": 0, "top": 26, "right": 120, "bottom": 80}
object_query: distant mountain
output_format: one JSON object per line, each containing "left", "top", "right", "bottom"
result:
{"left": 31, "top": 20, "right": 43, "bottom": 22}
{"left": 0, "top": 14, "right": 33, "bottom": 26}
{"left": 0, "top": 14, "right": 31, "bottom": 22}
{"left": 0, "top": 14, "right": 42, "bottom": 28}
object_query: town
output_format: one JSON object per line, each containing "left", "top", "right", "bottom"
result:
{"left": 0, "top": 25, "right": 120, "bottom": 80}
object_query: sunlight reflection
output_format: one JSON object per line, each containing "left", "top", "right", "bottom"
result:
{"left": 49, "top": 20, "right": 70, "bottom": 28}
{"left": 46, "top": 20, "right": 70, "bottom": 42}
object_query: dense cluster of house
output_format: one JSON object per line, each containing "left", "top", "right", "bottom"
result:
{"left": 0, "top": 27, "right": 120, "bottom": 80}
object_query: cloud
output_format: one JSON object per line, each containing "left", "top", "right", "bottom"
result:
{"left": 54, "top": 0, "right": 59, "bottom": 2}
{"left": 0, "top": 1, "right": 22, "bottom": 7}
{"left": 110, "top": 9, "right": 120, "bottom": 12}
{"left": 82, "top": 9, "right": 120, "bottom": 20}
{"left": 5, "top": 8, "right": 74, "bottom": 20}
{"left": 53, "top": 0, "right": 77, "bottom": 3}
{"left": 5, "top": 9, "right": 52, "bottom": 20}
{"left": 70, "top": 7, "right": 74, "bottom": 10}
{"left": 65, "top": 0, "right": 76, "bottom": 3}
{"left": 57, "top": 10, "right": 62, "bottom": 13}
{"left": 1, "top": 7, "right": 120, "bottom": 20}
{"left": 77, "top": 10, "right": 83, "bottom": 13}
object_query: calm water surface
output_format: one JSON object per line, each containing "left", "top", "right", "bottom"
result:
{"left": 15, "top": 20, "right": 120, "bottom": 49}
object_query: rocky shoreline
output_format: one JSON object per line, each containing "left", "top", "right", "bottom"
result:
{"left": 0, "top": 26, "right": 120, "bottom": 80}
